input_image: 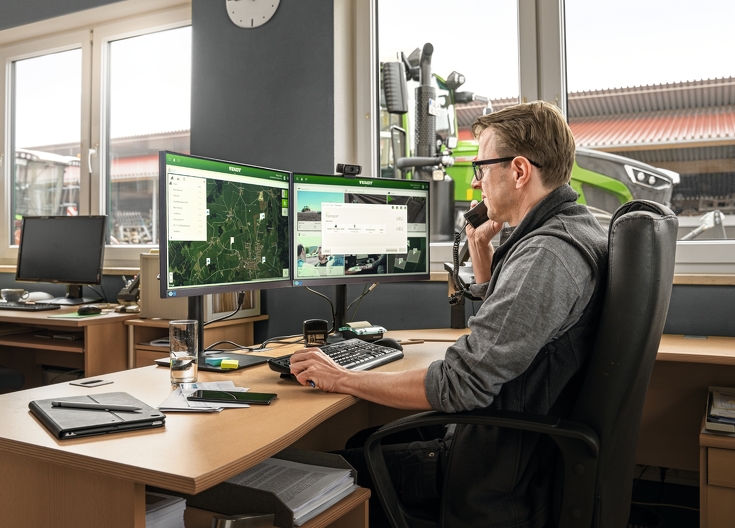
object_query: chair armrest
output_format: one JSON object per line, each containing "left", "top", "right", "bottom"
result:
{"left": 365, "top": 409, "right": 600, "bottom": 528}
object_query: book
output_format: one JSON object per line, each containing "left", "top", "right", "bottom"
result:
{"left": 29, "top": 392, "right": 165, "bottom": 440}
{"left": 705, "top": 387, "right": 735, "bottom": 434}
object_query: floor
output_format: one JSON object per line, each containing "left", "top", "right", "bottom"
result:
{"left": 630, "top": 477, "right": 700, "bottom": 528}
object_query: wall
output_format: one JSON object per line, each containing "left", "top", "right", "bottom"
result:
{"left": 0, "top": 0, "right": 123, "bottom": 31}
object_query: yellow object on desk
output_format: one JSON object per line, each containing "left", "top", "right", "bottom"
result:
{"left": 220, "top": 359, "right": 239, "bottom": 369}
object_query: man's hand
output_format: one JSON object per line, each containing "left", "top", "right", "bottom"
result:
{"left": 289, "top": 346, "right": 432, "bottom": 410}
{"left": 466, "top": 200, "right": 502, "bottom": 284}
{"left": 289, "top": 347, "right": 347, "bottom": 392}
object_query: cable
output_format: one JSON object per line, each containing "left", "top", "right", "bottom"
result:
{"left": 305, "top": 286, "right": 336, "bottom": 332}
{"left": 631, "top": 501, "right": 698, "bottom": 512}
{"left": 449, "top": 223, "right": 468, "bottom": 305}
{"left": 256, "top": 333, "right": 304, "bottom": 349}
{"left": 203, "top": 291, "right": 245, "bottom": 327}
{"left": 632, "top": 465, "right": 650, "bottom": 488}
{"left": 347, "top": 283, "right": 378, "bottom": 322}
{"left": 204, "top": 340, "right": 265, "bottom": 353}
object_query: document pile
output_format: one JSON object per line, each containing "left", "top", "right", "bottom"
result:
{"left": 145, "top": 492, "right": 185, "bottom": 528}
{"left": 705, "top": 387, "right": 735, "bottom": 434}
{"left": 158, "top": 381, "right": 249, "bottom": 412}
{"left": 227, "top": 458, "right": 357, "bottom": 526}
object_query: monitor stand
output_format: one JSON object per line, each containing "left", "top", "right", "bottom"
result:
{"left": 327, "top": 284, "right": 348, "bottom": 344}
{"left": 43, "top": 285, "right": 102, "bottom": 305}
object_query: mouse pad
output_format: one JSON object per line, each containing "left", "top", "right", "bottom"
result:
{"left": 155, "top": 353, "right": 268, "bottom": 371}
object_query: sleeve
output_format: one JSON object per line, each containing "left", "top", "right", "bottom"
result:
{"left": 425, "top": 240, "right": 593, "bottom": 413}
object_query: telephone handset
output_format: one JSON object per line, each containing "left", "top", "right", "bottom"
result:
{"left": 463, "top": 200, "right": 489, "bottom": 229}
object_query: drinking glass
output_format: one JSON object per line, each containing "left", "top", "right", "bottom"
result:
{"left": 169, "top": 319, "right": 198, "bottom": 385}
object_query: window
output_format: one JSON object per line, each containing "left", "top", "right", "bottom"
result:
{"left": 566, "top": 0, "right": 735, "bottom": 272}
{"left": 376, "top": 0, "right": 519, "bottom": 238}
{"left": 0, "top": 5, "right": 190, "bottom": 267}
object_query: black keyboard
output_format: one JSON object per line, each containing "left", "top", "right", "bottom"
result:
{"left": 0, "top": 302, "right": 60, "bottom": 311}
{"left": 268, "top": 338, "right": 403, "bottom": 374}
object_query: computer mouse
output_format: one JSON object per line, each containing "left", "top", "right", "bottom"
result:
{"left": 373, "top": 337, "right": 403, "bottom": 351}
{"left": 77, "top": 304, "right": 102, "bottom": 315}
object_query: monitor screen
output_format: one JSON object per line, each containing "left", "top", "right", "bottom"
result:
{"left": 292, "top": 173, "right": 430, "bottom": 286}
{"left": 16, "top": 215, "right": 106, "bottom": 286}
{"left": 159, "top": 151, "right": 292, "bottom": 299}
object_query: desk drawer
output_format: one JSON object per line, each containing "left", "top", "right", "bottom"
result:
{"left": 708, "top": 448, "right": 735, "bottom": 488}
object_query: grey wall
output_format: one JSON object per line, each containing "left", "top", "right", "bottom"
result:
{"left": 0, "top": 0, "right": 123, "bottom": 31}
{"left": 190, "top": 0, "right": 333, "bottom": 173}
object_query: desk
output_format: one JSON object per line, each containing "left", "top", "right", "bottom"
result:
{"left": 0, "top": 308, "right": 136, "bottom": 387}
{"left": 0, "top": 333, "right": 450, "bottom": 528}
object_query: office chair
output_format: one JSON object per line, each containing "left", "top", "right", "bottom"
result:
{"left": 0, "top": 366, "right": 24, "bottom": 391}
{"left": 365, "top": 200, "right": 679, "bottom": 528}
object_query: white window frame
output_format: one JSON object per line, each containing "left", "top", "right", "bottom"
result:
{"left": 0, "top": 1, "right": 190, "bottom": 270}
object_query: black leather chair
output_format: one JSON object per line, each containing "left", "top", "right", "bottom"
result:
{"left": 0, "top": 366, "right": 24, "bottom": 391}
{"left": 365, "top": 200, "right": 679, "bottom": 528}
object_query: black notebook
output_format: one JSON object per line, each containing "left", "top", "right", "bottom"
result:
{"left": 29, "top": 392, "right": 166, "bottom": 440}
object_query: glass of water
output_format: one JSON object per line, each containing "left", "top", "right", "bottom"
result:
{"left": 169, "top": 319, "right": 198, "bottom": 385}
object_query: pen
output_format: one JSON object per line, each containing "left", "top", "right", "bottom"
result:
{"left": 51, "top": 401, "right": 142, "bottom": 412}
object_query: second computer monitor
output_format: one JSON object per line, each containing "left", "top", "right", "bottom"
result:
{"left": 292, "top": 173, "right": 430, "bottom": 286}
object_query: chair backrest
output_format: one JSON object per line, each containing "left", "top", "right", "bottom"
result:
{"left": 0, "top": 367, "right": 24, "bottom": 391}
{"left": 571, "top": 200, "right": 678, "bottom": 527}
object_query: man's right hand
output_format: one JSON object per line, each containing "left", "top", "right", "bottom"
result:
{"left": 465, "top": 200, "right": 502, "bottom": 284}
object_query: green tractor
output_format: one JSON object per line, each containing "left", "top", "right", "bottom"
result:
{"left": 380, "top": 44, "right": 678, "bottom": 238}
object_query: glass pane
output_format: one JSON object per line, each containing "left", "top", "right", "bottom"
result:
{"left": 377, "top": 0, "right": 519, "bottom": 237}
{"left": 107, "top": 26, "right": 191, "bottom": 245}
{"left": 566, "top": 0, "right": 735, "bottom": 241}
{"left": 12, "top": 49, "right": 82, "bottom": 243}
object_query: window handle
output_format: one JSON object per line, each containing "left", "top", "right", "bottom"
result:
{"left": 88, "top": 147, "right": 97, "bottom": 175}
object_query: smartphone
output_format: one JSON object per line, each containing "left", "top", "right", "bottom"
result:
{"left": 69, "top": 379, "right": 114, "bottom": 388}
{"left": 186, "top": 390, "right": 277, "bottom": 405}
{"left": 463, "top": 201, "right": 489, "bottom": 228}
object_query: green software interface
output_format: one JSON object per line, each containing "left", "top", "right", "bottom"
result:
{"left": 162, "top": 152, "right": 290, "bottom": 295}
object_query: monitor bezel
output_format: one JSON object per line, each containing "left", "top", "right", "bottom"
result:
{"left": 159, "top": 151, "right": 293, "bottom": 300}
{"left": 15, "top": 215, "right": 107, "bottom": 286}
{"left": 290, "top": 172, "right": 431, "bottom": 288}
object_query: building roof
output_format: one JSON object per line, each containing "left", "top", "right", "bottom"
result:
{"left": 456, "top": 77, "right": 735, "bottom": 151}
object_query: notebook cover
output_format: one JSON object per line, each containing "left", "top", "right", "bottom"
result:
{"left": 29, "top": 392, "right": 166, "bottom": 440}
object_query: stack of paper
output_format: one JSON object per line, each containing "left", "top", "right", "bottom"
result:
{"left": 158, "top": 381, "right": 250, "bottom": 412}
{"left": 226, "top": 458, "right": 357, "bottom": 526}
{"left": 145, "top": 492, "right": 185, "bottom": 528}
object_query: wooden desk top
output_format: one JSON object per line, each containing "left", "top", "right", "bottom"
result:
{"left": 0, "top": 306, "right": 136, "bottom": 328}
{"left": 657, "top": 334, "right": 735, "bottom": 365}
{"left": 0, "top": 338, "right": 448, "bottom": 496}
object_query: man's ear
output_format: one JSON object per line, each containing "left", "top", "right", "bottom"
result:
{"left": 511, "top": 157, "right": 533, "bottom": 189}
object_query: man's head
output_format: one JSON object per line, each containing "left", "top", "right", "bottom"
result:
{"left": 471, "top": 101, "right": 575, "bottom": 189}
{"left": 317, "top": 246, "right": 327, "bottom": 264}
{"left": 297, "top": 244, "right": 305, "bottom": 259}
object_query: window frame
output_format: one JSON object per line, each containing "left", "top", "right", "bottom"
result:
{"left": 0, "top": 2, "right": 190, "bottom": 271}
{"left": 361, "top": 0, "right": 735, "bottom": 276}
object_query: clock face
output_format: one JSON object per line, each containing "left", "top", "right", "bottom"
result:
{"left": 226, "top": 0, "right": 280, "bottom": 29}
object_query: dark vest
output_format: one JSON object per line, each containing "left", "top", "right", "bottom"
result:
{"left": 441, "top": 185, "right": 608, "bottom": 528}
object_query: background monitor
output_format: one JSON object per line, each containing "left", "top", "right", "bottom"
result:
{"left": 159, "top": 151, "right": 292, "bottom": 300}
{"left": 16, "top": 215, "right": 107, "bottom": 305}
{"left": 292, "top": 173, "right": 430, "bottom": 287}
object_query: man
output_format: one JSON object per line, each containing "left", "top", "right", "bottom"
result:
{"left": 290, "top": 101, "right": 608, "bottom": 527}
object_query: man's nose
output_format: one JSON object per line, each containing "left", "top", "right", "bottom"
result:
{"left": 471, "top": 176, "right": 482, "bottom": 189}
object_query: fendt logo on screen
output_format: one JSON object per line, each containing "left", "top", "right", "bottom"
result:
{"left": 229, "top": 166, "right": 241, "bottom": 173}
{"left": 358, "top": 181, "right": 373, "bottom": 186}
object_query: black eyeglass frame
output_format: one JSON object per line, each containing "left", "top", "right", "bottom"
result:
{"left": 472, "top": 156, "right": 542, "bottom": 181}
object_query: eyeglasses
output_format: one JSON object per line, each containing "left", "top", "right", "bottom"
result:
{"left": 472, "top": 156, "right": 542, "bottom": 181}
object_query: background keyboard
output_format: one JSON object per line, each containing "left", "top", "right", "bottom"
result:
{"left": 268, "top": 338, "right": 403, "bottom": 374}
{"left": 0, "top": 302, "right": 60, "bottom": 311}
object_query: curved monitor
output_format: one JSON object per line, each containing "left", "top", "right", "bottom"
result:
{"left": 16, "top": 215, "right": 107, "bottom": 304}
{"left": 292, "top": 173, "right": 430, "bottom": 287}
{"left": 159, "top": 151, "right": 292, "bottom": 299}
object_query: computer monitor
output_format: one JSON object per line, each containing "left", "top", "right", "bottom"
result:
{"left": 292, "top": 173, "right": 430, "bottom": 328}
{"left": 15, "top": 215, "right": 107, "bottom": 305}
{"left": 159, "top": 151, "right": 292, "bottom": 300}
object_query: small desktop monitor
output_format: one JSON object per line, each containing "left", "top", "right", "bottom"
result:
{"left": 159, "top": 151, "right": 292, "bottom": 299}
{"left": 292, "top": 173, "right": 430, "bottom": 287}
{"left": 16, "top": 215, "right": 107, "bottom": 304}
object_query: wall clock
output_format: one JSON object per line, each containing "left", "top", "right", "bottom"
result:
{"left": 226, "top": 0, "right": 280, "bottom": 28}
